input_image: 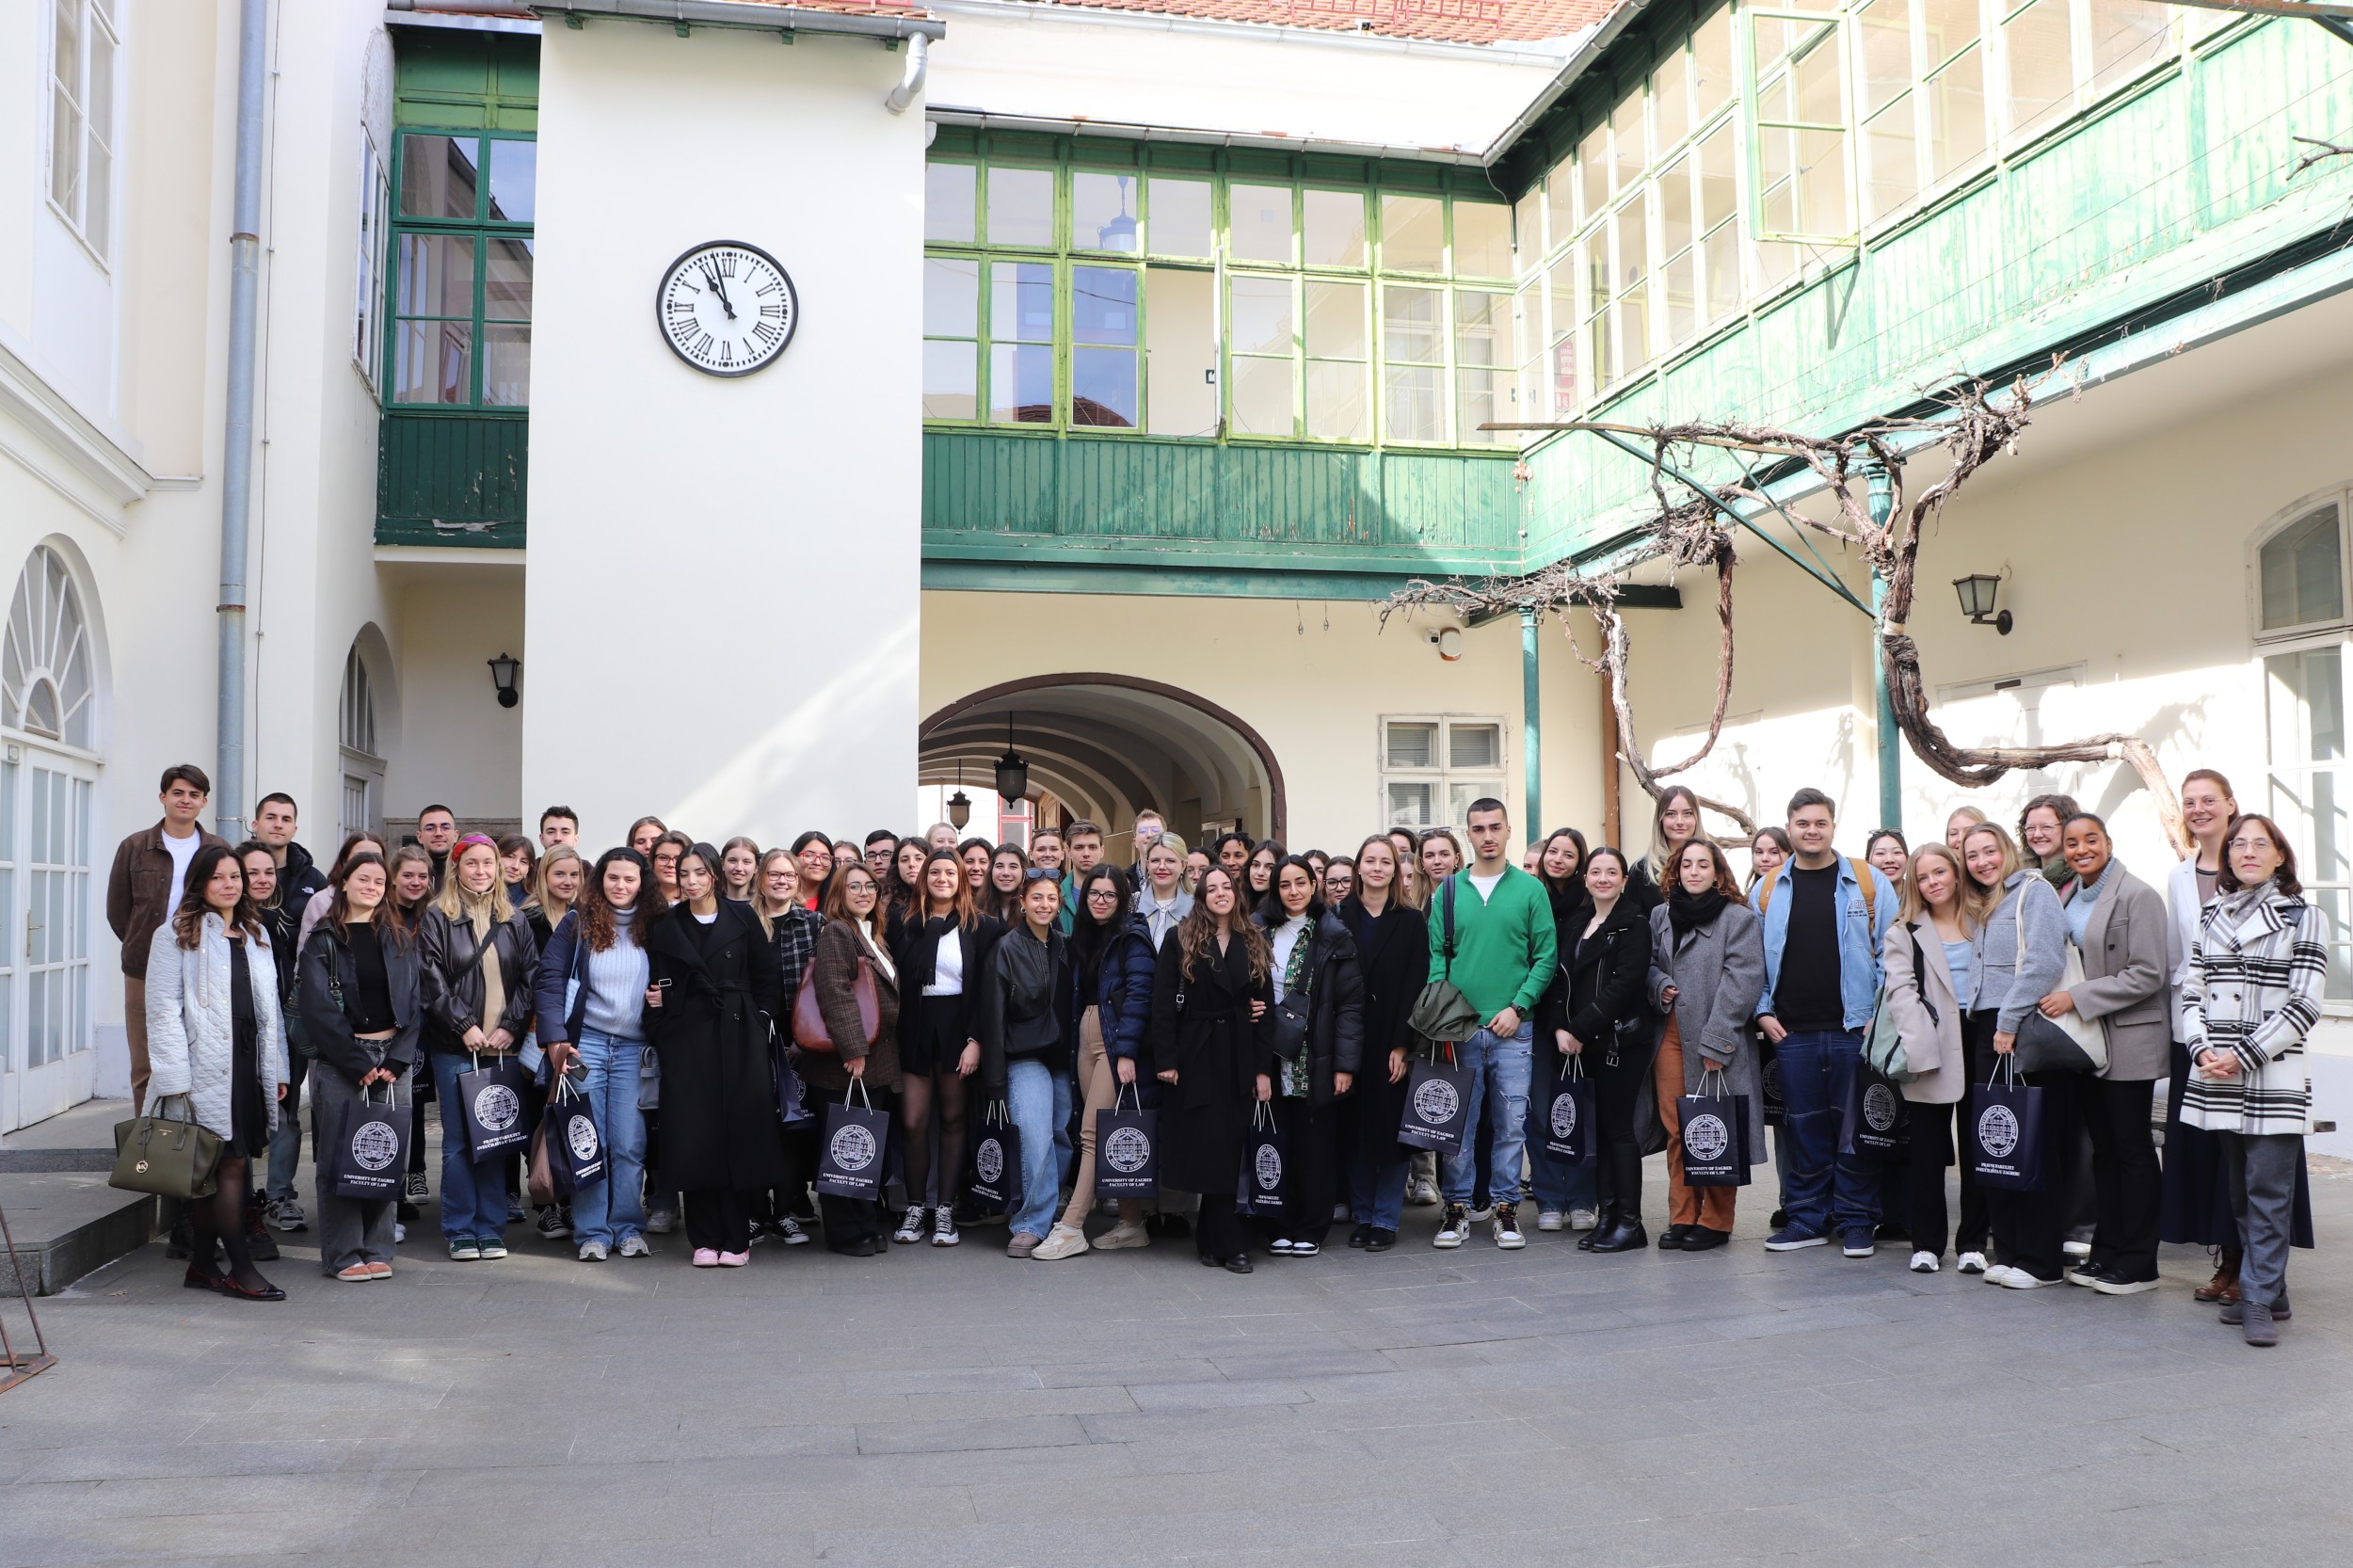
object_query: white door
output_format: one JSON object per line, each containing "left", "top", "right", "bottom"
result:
{"left": 0, "top": 752, "right": 95, "bottom": 1130}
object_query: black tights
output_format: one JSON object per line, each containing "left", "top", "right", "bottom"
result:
{"left": 899, "top": 1072, "right": 969, "bottom": 1208}
{"left": 194, "top": 1154, "right": 269, "bottom": 1290}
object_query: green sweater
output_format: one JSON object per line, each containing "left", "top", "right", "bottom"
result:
{"left": 1425, "top": 865, "right": 1558, "bottom": 1019}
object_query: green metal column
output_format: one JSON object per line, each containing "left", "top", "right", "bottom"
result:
{"left": 1521, "top": 603, "right": 1543, "bottom": 835}
{"left": 1867, "top": 467, "right": 1901, "bottom": 832}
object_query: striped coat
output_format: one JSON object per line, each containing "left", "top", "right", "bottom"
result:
{"left": 2180, "top": 887, "right": 2330, "bottom": 1137}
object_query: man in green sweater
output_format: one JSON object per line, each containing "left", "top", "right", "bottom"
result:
{"left": 1428, "top": 799, "right": 1558, "bottom": 1251}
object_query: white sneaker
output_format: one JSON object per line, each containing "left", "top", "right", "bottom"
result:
{"left": 893, "top": 1206, "right": 928, "bottom": 1245}
{"left": 1568, "top": 1208, "right": 1600, "bottom": 1232}
{"left": 1536, "top": 1209, "right": 1565, "bottom": 1233}
{"left": 616, "top": 1235, "right": 652, "bottom": 1258}
{"left": 1433, "top": 1205, "right": 1470, "bottom": 1248}
{"left": 1957, "top": 1251, "right": 1989, "bottom": 1275}
{"left": 1908, "top": 1250, "right": 1939, "bottom": 1274}
{"left": 1982, "top": 1264, "right": 2017, "bottom": 1285}
{"left": 1468, "top": 1204, "right": 1495, "bottom": 1222}
{"left": 774, "top": 1216, "right": 812, "bottom": 1247}
{"left": 2062, "top": 1238, "right": 2093, "bottom": 1260}
{"left": 393, "top": 1222, "right": 406, "bottom": 1243}
{"left": 1032, "top": 1224, "right": 1090, "bottom": 1261}
{"left": 1408, "top": 1177, "right": 1441, "bottom": 1208}
{"left": 578, "top": 1240, "right": 610, "bottom": 1262}
{"left": 1269, "top": 1238, "right": 1296, "bottom": 1255}
{"left": 2000, "top": 1268, "right": 2061, "bottom": 1288}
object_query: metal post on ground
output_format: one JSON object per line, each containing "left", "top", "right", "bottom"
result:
{"left": 1520, "top": 603, "right": 1542, "bottom": 837}
{"left": 0, "top": 1201, "right": 56, "bottom": 1392}
{"left": 1866, "top": 464, "right": 1901, "bottom": 834}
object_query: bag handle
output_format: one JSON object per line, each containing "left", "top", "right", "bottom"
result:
{"left": 846, "top": 1075, "right": 872, "bottom": 1112}
{"left": 1441, "top": 875, "right": 1458, "bottom": 974}
{"left": 1560, "top": 1051, "right": 1586, "bottom": 1083}
{"left": 1985, "top": 1053, "right": 2021, "bottom": 1089}
{"left": 1114, "top": 1080, "right": 1140, "bottom": 1113}
{"left": 1251, "top": 1097, "right": 1275, "bottom": 1133}
{"left": 1698, "top": 1064, "right": 1730, "bottom": 1097}
{"left": 1909, "top": 923, "right": 1940, "bottom": 1027}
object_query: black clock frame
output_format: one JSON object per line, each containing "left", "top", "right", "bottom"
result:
{"left": 654, "top": 239, "right": 800, "bottom": 377}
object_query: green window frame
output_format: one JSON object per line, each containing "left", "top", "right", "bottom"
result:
{"left": 386, "top": 127, "right": 535, "bottom": 408}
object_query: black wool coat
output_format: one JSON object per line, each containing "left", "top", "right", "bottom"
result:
{"left": 1147, "top": 931, "right": 1272, "bottom": 1196}
{"left": 1336, "top": 898, "right": 1430, "bottom": 1164}
{"left": 646, "top": 902, "right": 788, "bottom": 1193}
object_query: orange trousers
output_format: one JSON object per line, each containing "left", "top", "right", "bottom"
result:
{"left": 1654, "top": 1013, "right": 1737, "bottom": 1231}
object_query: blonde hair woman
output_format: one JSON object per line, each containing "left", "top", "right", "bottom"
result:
{"left": 1883, "top": 842, "right": 1987, "bottom": 1275}
{"left": 418, "top": 834, "right": 540, "bottom": 1261}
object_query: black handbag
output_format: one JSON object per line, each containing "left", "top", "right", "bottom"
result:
{"left": 328, "top": 1081, "right": 408, "bottom": 1201}
{"left": 1526, "top": 1051, "right": 1595, "bottom": 1168}
{"left": 1236, "top": 1099, "right": 1289, "bottom": 1218}
{"left": 1966, "top": 1056, "right": 2046, "bottom": 1192}
{"left": 456, "top": 1052, "right": 533, "bottom": 1160}
{"left": 814, "top": 1077, "right": 891, "bottom": 1201}
{"left": 965, "top": 1098, "right": 1022, "bottom": 1214}
{"left": 1094, "top": 1082, "right": 1159, "bottom": 1199}
{"left": 1397, "top": 1042, "right": 1474, "bottom": 1153}
{"left": 1837, "top": 1061, "right": 1912, "bottom": 1156}
{"left": 1678, "top": 1068, "right": 1751, "bottom": 1188}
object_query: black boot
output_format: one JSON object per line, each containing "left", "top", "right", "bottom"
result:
{"left": 1590, "top": 1148, "right": 1647, "bottom": 1253}
{"left": 1576, "top": 1202, "right": 1612, "bottom": 1252}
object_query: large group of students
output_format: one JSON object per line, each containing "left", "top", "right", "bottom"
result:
{"left": 112, "top": 759, "right": 2322, "bottom": 1347}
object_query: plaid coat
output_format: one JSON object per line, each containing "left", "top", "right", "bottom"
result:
{"left": 2181, "top": 888, "right": 2330, "bottom": 1137}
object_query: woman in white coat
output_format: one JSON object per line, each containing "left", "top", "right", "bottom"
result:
{"left": 147, "top": 843, "right": 290, "bottom": 1301}
{"left": 1882, "top": 843, "right": 1986, "bottom": 1275}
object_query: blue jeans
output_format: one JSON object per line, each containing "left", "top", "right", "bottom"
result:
{"left": 1775, "top": 1028, "right": 1880, "bottom": 1238}
{"left": 430, "top": 1049, "right": 516, "bottom": 1244}
{"left": 568, "top": 1030, "right": 649, "bottom": 1249}
{"left": 1349, "top": 1147, "right": 1408, "bottom": 1230}
{"left": 1441, "top": 1023, "right": 1533, "bottom": 1208}
{"left": 264, "top": 1052, "right": 308, "bottom": 1203}
{"left": 1051, "top": 1062, "right": 1075, "bottom": 1192}
{"left": 1005, "top": 1059, "right": 1062, "bottom": 1240}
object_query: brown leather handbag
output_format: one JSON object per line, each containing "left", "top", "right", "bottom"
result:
{"left": 792, "top": 958, "right": 877, "bottom": 1054}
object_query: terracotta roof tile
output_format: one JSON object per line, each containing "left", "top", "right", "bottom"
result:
{"left": 992, "top": 0, "right": 1617, "bottom": 45}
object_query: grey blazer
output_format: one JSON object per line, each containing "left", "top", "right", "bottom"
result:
{"left": 1643, "top": 901, "right": 1768, "bottom": 1162}
{"left": 2067, "top": 864, "right": 2170, "bottom": 1081}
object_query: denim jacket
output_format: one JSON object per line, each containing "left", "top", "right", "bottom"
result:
{"left": 1748, "top": 856, "right": 1899, "bottom": 1032}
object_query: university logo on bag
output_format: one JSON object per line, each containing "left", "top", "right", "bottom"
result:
{"left": 1684, "top": 1112, "right": 1730, "bottom": 1163}
{"left": 1549, "top": 1092, "right": 1577, "bottom": 1141}
{"left": 473, "top": 1083, "right": 521, "bottom": 1132}
{"left": 973, "top": 1137, "right": 1003, "bottom": 1184}
{"left": 1103, "top": 1126, "right": 1151, "bottom": 1175}
{"left": 1254, "top": 1144, "right": 1283, "bottom": 1192}
{"left": 831, "top": 1123, "right": 878, "bottom": 1173}
{"left": 350, "top": 1119, "right": 400, "bottom": 1172}
{"left": 1412, "top": 1078, "right": 1460, "bottom": 1125}
{"left": 566, "top": 1113, "right": 600, "bottom": 1164}
{"left": 1977, "top": 1103, "right": 2020, "bottom": 1159}
{"left": 1863, "top": 1083, "right": 1901, "bottom": 1133}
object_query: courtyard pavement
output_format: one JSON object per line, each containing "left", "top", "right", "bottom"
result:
{"left": 3, "top": 1155, "right": 2351, "bottom": 1568}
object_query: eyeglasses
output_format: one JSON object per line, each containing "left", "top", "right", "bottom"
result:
{"left": 2226, "top": 838, "right": 2277, "bottom": 853}
{"left": 1086, "top": 888, "right": 1120, "bottom": 902}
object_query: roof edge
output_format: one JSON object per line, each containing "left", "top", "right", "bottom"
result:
{"left": 528, "top": 0, "right": 947, "bottom": 42}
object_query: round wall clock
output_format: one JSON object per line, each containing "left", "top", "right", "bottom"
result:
{"left": 655, "top": 240, "right": 798, "bottom": 376}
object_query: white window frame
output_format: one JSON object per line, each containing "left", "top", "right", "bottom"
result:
{"left": 46, "top": 0, "right": 120, "bottom": 264}
{"left": 1379, "top": 714, "right": 1509, "bottom": 833}
{"left": 357, "top": 127, "right": 392, "bottom": 392}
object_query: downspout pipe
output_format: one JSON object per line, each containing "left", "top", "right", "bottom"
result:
{"left": 216, "top": 0, "right": 266, "bottom": 841}
{"left": 884, "top": 31, "right": 928, "bottom": 115}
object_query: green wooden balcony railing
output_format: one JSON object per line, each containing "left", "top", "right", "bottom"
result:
{"left": 376, "top": 411, "right": 528, "bottom": 550}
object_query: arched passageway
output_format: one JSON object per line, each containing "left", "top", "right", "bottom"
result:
{"left": 920, "top": 674, "right": 1285, "bottom": 847}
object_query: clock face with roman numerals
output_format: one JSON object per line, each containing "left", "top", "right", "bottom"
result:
{"left": 655, "top": 241, "right": 798, "bottom": 376}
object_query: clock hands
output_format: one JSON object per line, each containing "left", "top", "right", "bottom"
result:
{"left": 702, "top": 262, "right": 738, "bottom": 321}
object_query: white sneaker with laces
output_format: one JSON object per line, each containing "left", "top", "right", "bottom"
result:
{"left": 1981, "top": 1264, "right": 2017, "bottom": 1285}
{"left": 1408, "top": 1177, "right": 1441, "bottom": 1208}
{"left": 893, "top": 1206, "right": 928, "bottom": 1245}
{"left": 1269, "top": 1238, "right": 1296, "bottom": 1254}
{"left": 930, "top": 1209, "right": 960, "bottom": 1248}
{"left": 1433, "top": 1206, "right": 1470, "bottom": 1249}
{"left": 2000, "top": 1268, "right": 2061, "bottom": 1288}
{"left": 1568, "top": 1208, "right": 1600, "bottom": 1232}
{"left": 617, "top": 1235, "right": 652, "bottom": 1258}
{"left": 774, "top": 1215, "right": 812, "bottom": 1246}
{"left": 1537, "top": 1209, "right": 1565, "bottom": 1233}
{"left": 578, "top": 1240, "right": 610, "bottom": 1262}
{"left": 1909, "top": 1250, "right": 1939, "bottom": 1273}
{"left": 1957, "top": 1251, "right": 1989, "bottom": 1274}
{"left": 2062, "top": 1238, "right": 2093, "bottom": 1259}
{"left": 1032, "top": 1224, "right": 1091, "bottom": 1261}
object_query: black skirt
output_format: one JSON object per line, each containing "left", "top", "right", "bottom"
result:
{"left": 901, "top": 994, "right": 968, "bottom": 1078}
{"left": 228, "top": 939, "right": 269, "bottom": 1160}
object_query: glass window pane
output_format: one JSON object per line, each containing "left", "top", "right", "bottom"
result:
{"left": 922, "top": 340, "right": 977, "bottom": 420}
{"left": 1546, "top": 168, "right": 1577, "bottom": 257}
{"left": 1449, "top": 723, "right": 1501, "bottom": 769}
{"left": 990, "top": 344, "right": 1053, "bottom": 423}
{"left": 1145, "top": 266, "right": 1217, "bottom": 437}
{"left": 2002, "top": 0, "right": 2074, "bottom": 142}
{"left": 1858, "top": 0, "right": 1915, "bottom": 118}
{"left": 1454, "top": 289, "right": 1505, "bottom": 368}
{"left": 395, "top": 233, "right": 474, "bottom": 317}
{"left": 1230, "top": 355, "right": 1295, "bottom": 437}
{"left": 1381, "top": 193, "right": 1444, "bottom": 273}
{"left": 1448, "top": 780, "right": 1506, "bottom": 827}
{"left": 1454, "top": 201, "right": 1513, "bottom": 279}
{"left": 924, "top": 257, "right": 979, "bottom": 338}
{"left": 1230, "top": 183, "right": 1294, "bottom": 264}
{"left": 484, "top": 236, "right": 532, "bottom": 321}
{"left": 2266, "top": 647, "right": 2345, "bottom": 766}
{"left": 1458, "top": 367, "right": 1507, "bottom": 444}
{"left": 1229, "top": 275, "right": 1295, "bottom": 355}
{"left": 1612, "top": 190, "right": 1649, "bottom": 292}
{"left": 1386, "top": 722, "right": 1436, "bottom": 768}
{"left": 1704, "top": 222, "right": 1740, "bottom": 318}
{"left": 1147, "top": 176, "right": 1212, "bottom": 256}
{"left": 1863, "top": 94, "right": 1921, "bottom": 224}
{"left": 1305, "top": 360, "right": 1368, "bottom": 441}
{"left": 1384, "top": 366, "right": 1442, "bottom": 442}
{"left": 398, "top": 134, "right": 478, "bottom": 219}
{"left": 1071, "top": 347, "right": 1138, "bottom": 427}
{"left": 1073, "top": 266, "right": 1138, "bottom": 346}
{"left": 2088, "top": 0, "right": 2172, "bottom": 96}
{"left": 1383, "top": 285, "right": 1443, "bottom": 364}
{"left": 1698, "top": 121, "right": 1737, "bottom": 231}
{"left": 1304, "top": 280, "right": 1366, "bottom": 360}
{"left": 1387, "top": 781, "right": 1434, "bottom": 828}
{"left": 1073, "top": 170, "right": 1141, "bottom": 253}
{"left": 1794, "top": 36, "right": 1844, "bottom": 125}
{"left": 1546, "top": 256, "right": 1579, "bottom": 414}
{"left": 987, "top": 166, "right": 1055, "bottom": 247}
{"left": 1577, "top": 126, "right": 1609, "bottom": 219}
{"left": 1655, "top": 53, "right": 1691, "bottom": 152}
{"left": 991, "top": 261, "right": 1054, "bottom": 343}
{"left": 1923, "top": 0, "right": 1981, "bottom": 62}
{"left": 1658, "top": 160, "right": 1694, "bottom": 259}
{"left": 1610, "top": 91, "right": 1648, "bottom": 186}
{"left": 392, "top": 320, "right": 472, "bottom": 405}
{"left": 926, "top": 162, "right": 977, "bottom": 243}
{"left": 1303, "top": 189, "right": 1367, "bottom": 267}
{"left": 486, "top": 138, "right": 535, "bottom": 223}
{"left": 1927, "top": 48, "right": 1989, "bottom": 183}
{"left": 1795, "top": 128, "right": 1850, "bottom": 234}
{"left": 482, "top": 324, "right": 529, "bottom": 407}
{"left": 1663, "top": 251, "right": 1696, "bottom": 346}
{"left": 1514, "top": 186, "right": 1544, "bottom": 267}
{"left": 1693, "top": 7, "right": 1735, "bottom": 119}
{"left": 2261, "top": 506, "right": 2345, "bottom": 631}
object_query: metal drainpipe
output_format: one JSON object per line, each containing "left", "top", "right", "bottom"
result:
{"left": 216, "top": 0, "right": 267, "bottom": 840}
{"left": 1867, "top": 465, "right": 1901, "bottom": 836}
{"left": 884, "top": 32, "right": 928, "bottom": 114}
{"left": 1521, "top": 604, "right": 1543, "bottom": 837}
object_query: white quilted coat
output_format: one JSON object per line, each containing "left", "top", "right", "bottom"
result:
{"left": 145, "top": 915, "right": 288, "bottom": 1139}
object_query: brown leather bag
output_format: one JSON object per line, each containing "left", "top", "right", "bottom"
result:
{"left": 792, "top": 957, "right": 877, "bottom": 1055}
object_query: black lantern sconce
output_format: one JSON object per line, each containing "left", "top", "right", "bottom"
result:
{"left": 487, "top": 652, "right": 521, "bottom": 707}
{"left": 994, "top": 713, "right": 1030, "bottom": 804}
{"left": 947, "top": 760, "right": 971, "bottom": 830}
{"left": 1951, "top": 573, "right": 2012, "bottom": 635}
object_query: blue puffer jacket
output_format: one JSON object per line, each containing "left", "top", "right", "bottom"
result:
{"left": 1095, "top": 914, "right": 1158, "bottom": 1062}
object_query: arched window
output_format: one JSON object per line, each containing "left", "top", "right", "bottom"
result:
{"left": 2252, "top": 488, "right": 2353, "bottom": 1000}
{"left": 340, "top": 645, "right": 378, "bottom": 756}
{"left": 1, "top": 546, "right": 94, "bottom": 749}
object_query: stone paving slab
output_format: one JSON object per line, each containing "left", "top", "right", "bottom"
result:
{"left": 2, "top": 1155, "right": 2349, "bottom": 1566}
